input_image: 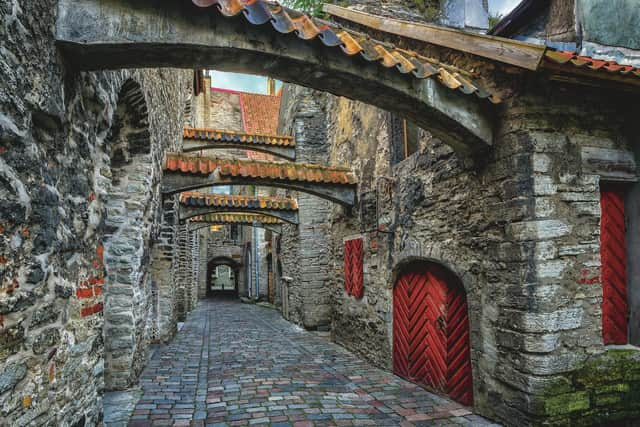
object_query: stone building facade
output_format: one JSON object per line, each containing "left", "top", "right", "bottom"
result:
{"left": 270, "top": 7, "right": 640, "bottom": 424}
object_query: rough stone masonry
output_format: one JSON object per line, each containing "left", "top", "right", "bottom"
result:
{"left": 0, "top": 2, "right": 189, "bottom": 425}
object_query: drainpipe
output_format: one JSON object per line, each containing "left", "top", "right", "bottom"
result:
{"left": 253, "top": 222, "right": 260, "bottom": 301}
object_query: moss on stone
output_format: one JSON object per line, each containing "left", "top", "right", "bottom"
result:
{"left": 544, "top": 391, "right": 590, "bottom": 416}
{"left": 540, "top": 348, "right": 640, "bottom": 424}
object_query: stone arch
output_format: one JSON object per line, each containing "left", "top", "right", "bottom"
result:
{"left": 56, "top": 0, "right": 496, "bottom": 154}
{"left": 180, "top": 209, "right": 298, "bottom": 225}
{"left": 102, "top": 78, "right": 156, "bottom": 391}
{"left": 206, "top": 256, "right": 240, "bottom": 297}
{"left": 392, "top": 239, "right": 478, "bottom": 295}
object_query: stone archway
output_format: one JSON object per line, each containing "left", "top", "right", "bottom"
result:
{"left": 206, "top": 256, "right": 241, "bottom": 297}
{"left": 56, "top": 0, "right": 496, "bottom": 154}
{"left": 102, "top": 78, "right": 157, "bottom": 391}
{"left": 392, "top": 261, "right": 474, "bottom": 406}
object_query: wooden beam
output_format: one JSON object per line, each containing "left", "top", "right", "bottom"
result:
{"left": 323, "top": 4, "right": 546, "bottom": 71}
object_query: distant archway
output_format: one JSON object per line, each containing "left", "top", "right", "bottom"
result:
{"left": 206, "top": 256, "right": 240, "bottom": 298}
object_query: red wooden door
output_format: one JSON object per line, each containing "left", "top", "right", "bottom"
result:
{"left": 393, "top": 265, "right": 473, "bottom": 406}
{"left": 600, "top": 190, "right": 629, "bottom": 345}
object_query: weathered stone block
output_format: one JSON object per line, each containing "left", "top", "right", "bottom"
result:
{"left": 544, "top": 391, "right": 590, "bottom": 416}
{"left": 32, "top": 328, "right": 60, "bottom": 355}
{"left": 507, "top": 220, "right": 572, "bottom": 241}
{"left": 0, "top": 323, "right": 25, "bottom": 359}
{"left": 0, "top": 362, "right": 27, "bottom": 394}
{"left": 504, "top": 307, "right": 583, "bottom": 333}
{"left": 30, "top": 303, "right": 60, "bottom": 328}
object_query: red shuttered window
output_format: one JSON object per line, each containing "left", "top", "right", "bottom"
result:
{"left": 344, "top": 238, "right": 364, "bottom": 299}
{"left": 600, "top": 190, "right": 629, "bottom": 345}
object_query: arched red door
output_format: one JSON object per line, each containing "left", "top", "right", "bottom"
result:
{"left": 393, "top": 264, "right": 473, "bottom": 406}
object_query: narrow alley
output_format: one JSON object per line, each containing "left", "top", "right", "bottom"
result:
{"left": 4, "top": 1, "right": 640, "bottom": 426}
{"left": 105, "top": 300, "right": 495, "bottom": 427}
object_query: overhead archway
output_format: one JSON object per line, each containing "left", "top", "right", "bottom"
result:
{"left": 181, "top": 209, "right": 298, "bottom": 225}
{"left": 55, "top": 0, "right": 496, "bottom": 154}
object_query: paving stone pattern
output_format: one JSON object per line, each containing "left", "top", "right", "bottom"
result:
{"left": 117, "top": 299, "right": 497, "bottom": 427}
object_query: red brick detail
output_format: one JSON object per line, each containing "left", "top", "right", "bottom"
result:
{"left": 344, "top": 238, "right": 364, "bottom": 299}
{"left": 81, "top": 303, "right": 104, "bottom": 317}
{"left": 76, "top": 288, "right": 94, "bottom": 299}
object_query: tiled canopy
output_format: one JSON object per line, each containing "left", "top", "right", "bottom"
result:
{"left": 190, "top": 0, "right": 501, "bottom": 103}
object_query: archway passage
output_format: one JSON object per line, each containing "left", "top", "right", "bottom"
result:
{"left": 207, "top": 257, "right": 240, "bottom": 297}
{"left": 162, "top": 154, "right": 357, "bottom": 206}
{"left": 55, "top": 0, "right": 497, "bottom": 153}
{"left": 179, "top": 192, "right": 300, "bottom": 224}
{"left": 183, "top": 127, "right": 296, "bottom": 161}
{"left": 393, "top": 264, "right": 473, "bottom": 406}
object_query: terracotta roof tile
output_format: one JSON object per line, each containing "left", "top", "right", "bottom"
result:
{"left": 544, "top": 50, "right": 640, "bottom": 81}
{"left": 183, "top": 127, "right": 295, "bottom": 147}
{"left": 240, "top": 92, "right": 282, "bottom": 134}
{"left": 165, "top": 154, "right": 357, "bottom": 185}
{"left": 180, "top": 192, "right": 298, "bottom": 210}
{"left": 191, "top": 213, "right": 282, "bottom": 224}
{"left": 191, "top": 0, "right": 500, "bottom": 103}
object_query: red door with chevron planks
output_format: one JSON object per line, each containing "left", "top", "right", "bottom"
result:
{"left": 600, "top": 190, "right": 629, "bottom": 345}
{"left": 393, "top": 265, "right": 473, "bottom": 406}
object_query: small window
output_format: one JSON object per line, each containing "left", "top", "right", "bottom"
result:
{"left": 344, "top": 238, "right": 364, "bottom": 299}
{"left": 388, "top": 113, "right": 421, "bottom": 166}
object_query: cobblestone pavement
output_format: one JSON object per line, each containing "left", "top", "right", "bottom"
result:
{"left": 113, "top": 299, "right": 498, "bottom": 427}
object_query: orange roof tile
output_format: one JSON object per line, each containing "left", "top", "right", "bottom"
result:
{"left": 165, "top": 154, "right": 357, "bottom": 185}
{"left": 240, "top": 92, "right": 282, "bottom": 134}
{"left": 180, "top": 192, "right": 298, "bottom": 210}
{"left": 183, "top": 127, "right": 294, "bottom": 146}
{"left": 544, "top": 50, "right": 640, "bottom": 81}
{"left": 191, "top": 213, "right": 283, "bottom": 224}
{"left": 191, "top": 0, "right": 500, "bottom": 103}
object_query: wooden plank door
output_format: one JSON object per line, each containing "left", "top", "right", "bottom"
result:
{"left": 600, "top": 190, "right": 629, "bottom": 344}
{"left": 393, "top": 265, "right": 473, "bottom": 406}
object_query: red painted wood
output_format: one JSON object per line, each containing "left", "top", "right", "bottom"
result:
{"left": 344, "top": 238, "right": 364, "bottom": 299}
{"left": 393, "top": 265, "right": 473, "bottom": 406}
{"left": 600, "top": 190, "right": 629, "bottom": 345}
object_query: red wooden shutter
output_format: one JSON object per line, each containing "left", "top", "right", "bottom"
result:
{"left": 600, "top": 190, "right": 629, "bottom": 345}
{"left": 393, "top": 265, "right": 473, "bottom": 406}
{"left": 344, "top": 238, "right": 364, "bottom": 299}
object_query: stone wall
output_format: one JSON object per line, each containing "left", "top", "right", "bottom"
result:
{"left": 277, "top": 86, "right": 333, "bottom": 329}
{"left": 0, "top": 2, "right": 188, "bottom": 424}
{"left": 275, "top": 68, "right": 639, "bottom": 425}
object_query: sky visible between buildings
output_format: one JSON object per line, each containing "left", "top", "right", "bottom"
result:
{"left": 210, "top": 0, "right": 521, "bottom": 94}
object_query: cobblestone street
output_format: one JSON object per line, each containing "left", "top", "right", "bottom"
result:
{"left": 106, "top": 299, "right": 496, "bottom": 427}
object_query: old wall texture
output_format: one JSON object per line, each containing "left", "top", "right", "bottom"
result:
{"left": 0, "top": 2, "right": 189, "bottom": 425}
{"left": 277, "top": 87, "right": 333, "bottom": 329}
{"left": 276, "top": 68, "right": 639, "bottom": 425}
